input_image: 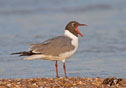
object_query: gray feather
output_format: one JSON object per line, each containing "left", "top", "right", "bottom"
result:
{"left": 30, "top": 35, "right": 75, "bottom": 56}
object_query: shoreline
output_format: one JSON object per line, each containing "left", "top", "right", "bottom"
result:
{"left": 0, "top": 77, "right": 126, "bottom": 88}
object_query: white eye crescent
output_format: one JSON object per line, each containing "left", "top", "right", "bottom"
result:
{"left": 72, "top": 23, "right": 75, "bottom": 27}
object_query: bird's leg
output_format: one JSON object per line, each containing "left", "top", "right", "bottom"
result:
{"left": 63, "top": 62, "right": 67, "bottom": 78}
{"left": 55, "top": 61, "right": 59, "bottom": 78}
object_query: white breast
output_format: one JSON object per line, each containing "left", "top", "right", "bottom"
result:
{"left": 59, "top": 30, "right": 78, "bottom": 63}
{"left": 64, "top": 30, "right": 78, "bottom": 48}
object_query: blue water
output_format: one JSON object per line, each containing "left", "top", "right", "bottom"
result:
{"left": 0, "top": 0, "right": 126, "bottom": 78}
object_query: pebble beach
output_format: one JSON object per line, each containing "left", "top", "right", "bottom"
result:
{"left": 0, "top": 77, "right": 126, "bottom": 88}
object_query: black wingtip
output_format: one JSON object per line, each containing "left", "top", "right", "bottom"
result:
{"left": 10, "top": 51, "right": 35, "bottom": 56}
{"left": 10, "top": 53, "right": 14, "bottom": 55}
{"left": 10, "top": 52, "right": 20, "bottom": 55}
{"left": 10, "top": 53, "right": 16, "bottom": 55}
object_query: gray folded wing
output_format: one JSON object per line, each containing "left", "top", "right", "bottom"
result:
{"left": 30, "top": 36, "right": 75, "bottom": 56}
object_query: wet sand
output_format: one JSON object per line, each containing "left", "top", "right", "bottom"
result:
{"left": 0, "top": 77, "right": 126, "bottom": 88}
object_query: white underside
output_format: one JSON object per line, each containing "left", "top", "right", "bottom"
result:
{"left": 24, "top": 30, "right": 78, "bottom": 63}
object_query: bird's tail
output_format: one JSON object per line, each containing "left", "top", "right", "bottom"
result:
{"left": 11, "top": 51, "right": 34, "bottom": 56}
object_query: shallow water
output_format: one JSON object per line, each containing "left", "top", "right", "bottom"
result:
{"left": 0, "top": 0, "right": 126, "bottom": 78}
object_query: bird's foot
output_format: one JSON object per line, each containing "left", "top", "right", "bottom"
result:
{"left": 56, "top": 76, "right": 60, "bottom": 78}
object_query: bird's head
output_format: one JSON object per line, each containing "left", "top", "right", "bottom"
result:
{"left": 65, "top": 21, "right": 88, "bottom": 37}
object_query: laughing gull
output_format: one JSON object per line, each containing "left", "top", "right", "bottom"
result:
{"left": 11, "top": 21, "right": 88, "bottom": 78}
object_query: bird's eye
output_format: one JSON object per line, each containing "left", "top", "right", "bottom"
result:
{"left": 71, "top": 23, "right": 75, "bottom": 27}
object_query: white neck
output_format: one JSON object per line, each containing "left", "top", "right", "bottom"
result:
{"left": 64, "top": 30, "right": 78, "bottom": 47}
{"left": 64, "top": 30, "right": 78, "bottom": 40}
